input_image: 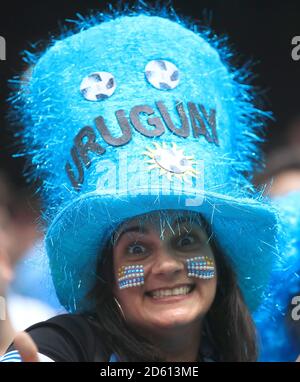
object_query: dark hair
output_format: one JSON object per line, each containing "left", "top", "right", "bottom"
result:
{"left": 87, "top": 220, "right": 258, "bottom": 362}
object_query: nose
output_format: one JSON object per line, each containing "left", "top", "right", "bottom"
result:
{"left": 151, "top": 246, "right": 185, "bottom": 277}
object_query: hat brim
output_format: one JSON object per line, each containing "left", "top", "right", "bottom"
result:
{"left": 46, "top": 186, "right": 279, "bottom": 313}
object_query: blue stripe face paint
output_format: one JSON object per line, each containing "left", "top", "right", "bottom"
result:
{"left": 186, "top": 256, "right": 215, "bottom": 280}
{"left": 117, "top": 265, "right": 145, "bottom": 290}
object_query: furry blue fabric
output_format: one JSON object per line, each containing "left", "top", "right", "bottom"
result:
{"left": 8, "top": 8, "right": 284, "bottom": 313}
{"left": 254, "top": 191, "right": 300, "bottom": 361}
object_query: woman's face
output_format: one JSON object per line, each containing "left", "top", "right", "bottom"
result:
{"left": 112, "top": 211, "right": 217, "bottom": 334}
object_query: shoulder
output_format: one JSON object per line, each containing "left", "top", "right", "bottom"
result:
{"left": 6, "top": 314, "right": 108, "bottom": 362}
{"left": 29, "top": 313, "right": 93, "bottom": 333}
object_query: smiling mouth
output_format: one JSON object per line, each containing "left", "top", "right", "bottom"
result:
{"left": 146, "top": 284, "right": 195, "bottom": 299}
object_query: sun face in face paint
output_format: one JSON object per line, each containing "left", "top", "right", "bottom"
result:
{"left": 144, "top": 142, "right": 198, "bottom": 181}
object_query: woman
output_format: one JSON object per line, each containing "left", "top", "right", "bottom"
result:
{"left": 3, "top": 210, "right": 256, "bottom": 362}
{"left": 89, "top": 210, "right": 257, "bottom": 361}
{"left": 0, "top": 7, "right": 285, "bottom": 361}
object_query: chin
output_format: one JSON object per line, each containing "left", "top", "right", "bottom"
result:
{"left": 149, "top": 312, "right": 201, "bottom": 330}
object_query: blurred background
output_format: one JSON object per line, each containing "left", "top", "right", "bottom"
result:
{"left": 0, "top": 0, "right": 299, "bottom": 359}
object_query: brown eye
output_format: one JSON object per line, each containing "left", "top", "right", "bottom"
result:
{"left": 127, "top": 243, "right": 147, "bottom": 256}
{"left": 177, "top": 235, "right": 196, "bottom": 248}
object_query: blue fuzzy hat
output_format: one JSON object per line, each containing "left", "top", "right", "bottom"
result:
{"left": 10, "top": 9, "right": 282, "bottom": 313}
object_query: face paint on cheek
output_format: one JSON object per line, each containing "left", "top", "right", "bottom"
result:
{"left": 117, "top": 265, "right": 145, "bottom": 290}
{"left": 186, "top": 256, "right": 215, "bottom": 280}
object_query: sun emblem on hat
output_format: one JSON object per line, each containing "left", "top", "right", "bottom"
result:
{"left": 144, "top": 142, "right": 198, "bottom": 181}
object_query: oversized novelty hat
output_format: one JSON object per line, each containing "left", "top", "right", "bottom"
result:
{"left": 10, "top": 10, "right": 282, "bottom": 313}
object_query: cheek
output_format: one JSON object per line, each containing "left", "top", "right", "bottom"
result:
{"left": 114, "top": 262, "right": 145, "bottom": 292}
{"left": 112, "top": 262, "right": 145, "bottom": 309}
{"left": 113, "top": 285, "right": 145, "bottom": 325}
{"left": 194, "top": 277, "right": 217, "bottom": 308}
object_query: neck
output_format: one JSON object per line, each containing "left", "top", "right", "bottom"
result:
{"left": 144, "top": 321, "right": 202, "bottom": 362}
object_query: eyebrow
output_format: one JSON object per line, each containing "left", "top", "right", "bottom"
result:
{"left": 114, "top": 215, "right": 204, "bottom": 245}
{"left": 171, "top": 216, "right": 204, "bottom": 229}
{"left": 114, "top": 226, "right": 149, "bottom": 245}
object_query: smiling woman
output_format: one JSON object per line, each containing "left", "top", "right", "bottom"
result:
{"left": 0, "top": 5, "right": 286, "bottom": 362}
{"left": 87, "top": 210, "right": 257, "bottom": 362}
{"left": 113, "top": 212, "right": 217, "bottom": 335}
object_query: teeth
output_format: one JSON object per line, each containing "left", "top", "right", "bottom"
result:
{"left": 150, "top": 285, "right": 192, "bottom": 299}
